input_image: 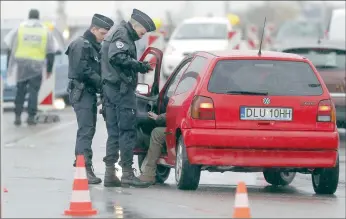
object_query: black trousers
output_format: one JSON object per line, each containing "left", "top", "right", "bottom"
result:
{"left": 102, "top": 83, "right": 137, "bottom": 169}
{"left": 71, "top": 90, "right": 97, "bottom": 167}
{"left": 14, "top": 74, "right": 42, "bottom": 117}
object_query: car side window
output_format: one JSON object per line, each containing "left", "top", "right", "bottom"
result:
{"left": 164, "top": 60, "right": 192, "bottom": 99}
{"left": 174, "top": 56, "right": 208, "bottom": 95}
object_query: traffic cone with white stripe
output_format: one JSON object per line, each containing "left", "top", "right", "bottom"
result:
{"left": 64, "top": 155, "right": 97, "bottom": 216}
{"left": 233, "top": 181, "right": 251, "bottom": 218}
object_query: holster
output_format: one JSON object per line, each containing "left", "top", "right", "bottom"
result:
{"left": 68, "top": 80, "right": 85, "bottom": 103}
{"left": 119, "top": 72, "right": 132, "bottom": 94}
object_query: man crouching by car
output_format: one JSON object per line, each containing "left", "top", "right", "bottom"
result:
{"left": 137, "top": 111, "right": 167, "bottom": 186}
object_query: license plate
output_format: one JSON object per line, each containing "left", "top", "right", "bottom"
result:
{"left": 240, "top": 107, "right": 293, "bottom": 121}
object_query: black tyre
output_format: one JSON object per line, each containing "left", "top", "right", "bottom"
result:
{"left": 155, "top": 165, "right": 171, "bottom": 183}
{"left": 263, "top": 170, "right": 296, "bottom": 186}
{"left": 312, "top": 155, "right": 339, "bottom": 195}
{"left": 175, "top": 136, "right": 201, "bottom": 190}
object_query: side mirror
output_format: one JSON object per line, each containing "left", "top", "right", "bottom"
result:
{"left": 228, "top": 31, "right": 235, "bottom": 39}
{"left": 136, "top": 83, "right": 150, "bottom": 96}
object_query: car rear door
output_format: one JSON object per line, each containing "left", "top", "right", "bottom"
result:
{"left": 206, "top": 59, "right": 332, "bottom": 131}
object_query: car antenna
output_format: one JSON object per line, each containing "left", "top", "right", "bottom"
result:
{"left": 258, "top": 17, "right": 267, "bottom": 56}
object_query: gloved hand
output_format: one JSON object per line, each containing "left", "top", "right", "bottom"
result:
{"left": 138, "top": 61, "right": 153, "bottom": 74}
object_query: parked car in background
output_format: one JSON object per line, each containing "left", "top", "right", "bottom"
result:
{"left": 162, "top": 17, "right": 233, "bottom": 79}
{"left": 326, "top": 8, "right": 345, "bottom": 41}
{"left": 271, "top": 19, "right": 325, "bottom": 51}
{"left": 1, "top": 24, "right": 70, "bottom": 108}
{"left": 280, "top": 40, "right": 346, "bottom": 128}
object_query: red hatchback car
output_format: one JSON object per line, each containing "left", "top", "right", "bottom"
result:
{"left": 134, "top": 47, "right": 340, "bottom": 195}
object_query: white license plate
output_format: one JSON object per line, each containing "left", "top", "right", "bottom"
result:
{"left": 240, "top": 107, "right": 293, "bottom": 121}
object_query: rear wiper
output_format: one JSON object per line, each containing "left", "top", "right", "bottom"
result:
{"left": 226, "top": 91, "right": 269, "bottom": 95}
{"left": 314, "top": 65, "right": 338, "bottom": 69}
{"left": 308, "top": 83, "right": 321, "bottom": 87}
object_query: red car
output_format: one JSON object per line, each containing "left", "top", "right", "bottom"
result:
{"left": 134, "top": 47, "right": 340, "bottom": 194}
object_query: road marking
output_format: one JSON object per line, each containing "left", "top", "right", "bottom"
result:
{"left": 12, "top": 120, "right": 76, "bottom": 144}
{"left": 338, "top": 128, "right": 346, "bottom": 134}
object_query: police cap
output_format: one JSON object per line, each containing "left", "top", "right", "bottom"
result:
{"left": 91, "top": 14, "right": 114, "bottom": 30}
{"left": 131, "top": 9, "right": 156, "bottom": 32}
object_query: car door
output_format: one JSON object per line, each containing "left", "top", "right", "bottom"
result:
{"left": 155, "top": 57, "right": 193, "bottom": 162}
{"left": 136, "top": 47, "right": 163, "bottom": 136}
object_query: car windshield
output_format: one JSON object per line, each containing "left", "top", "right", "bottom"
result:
{"left": 276, "top": 21, "right": 323, "bottom": 40}
{"left": 208, "top": 60, "right": 323, "bottom": 96}
{"left": 172, "top": 23, "right": 228, "bottom": 40}
{"left": 283, "top": 48, "right": 346, "bottom": 70}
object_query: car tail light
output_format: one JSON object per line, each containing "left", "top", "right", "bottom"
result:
{"left": 317, "top": 99, "right": 336, "bottom": 122}
{"left": 191, "top": 96, "right": 215, "bottom": 120}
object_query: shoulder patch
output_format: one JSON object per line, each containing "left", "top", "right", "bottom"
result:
{"left": 116, "top": 41, "right": 124, "bottom": 49}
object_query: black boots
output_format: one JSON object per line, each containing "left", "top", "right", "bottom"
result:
{"left": 27, "top": 115, "right": 37, "bottom": 126}
{"left": 104, "top": 165, "right": 121, "bottom": 187}
{"left": 86, "top": 166, "right": 102, "bottom": 184}
{"left": 121, "top": 167, "right": 152, "bottom": 188}
{"left": 15, "top": 115, "right": 37, "bottom": 126}
{"left": 14, "top": 115, "right": 21, "bottom": 126}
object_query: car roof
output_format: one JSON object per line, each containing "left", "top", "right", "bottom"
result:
{"left": 278, "top": 39, "right": 346, "bottom": 51}
{"left": 196, "top": 50, "right": 305, "bottom": 60}
{"left": 182, "top": 17, "right": 229, "bottom": 24}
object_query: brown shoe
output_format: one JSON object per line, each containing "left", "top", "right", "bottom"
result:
{"left": 139, "top": 174, "right": 156, "bottom": 184}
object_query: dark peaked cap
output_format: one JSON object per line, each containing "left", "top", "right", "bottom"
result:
{"left": 91, "top": 14, "right": 114, "bottom": 30}
{"left": 131, "top": 9, "right": 156, "bottom": 32}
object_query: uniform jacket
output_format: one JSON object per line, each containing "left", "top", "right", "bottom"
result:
{"left": 65, "top": 30, "right": 102, "bottom": 91}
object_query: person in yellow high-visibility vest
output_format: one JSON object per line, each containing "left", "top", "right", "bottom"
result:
{"left": 4, "top": 9, "right": 56, "bottom": 126}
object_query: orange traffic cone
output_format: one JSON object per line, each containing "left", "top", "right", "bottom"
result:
{"left": 64, "top": 155, "right": 97, "bottom": 216}
{"left": 233, "top": 181, "right": 251, "bottom": 218}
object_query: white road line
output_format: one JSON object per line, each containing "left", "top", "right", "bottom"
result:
{"left": 13, "top": 120, "right": 76, "bottom": 144}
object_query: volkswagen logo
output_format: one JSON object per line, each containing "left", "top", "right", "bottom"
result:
{"left": 263, "top": 97, "right": 270, "bottom": 105}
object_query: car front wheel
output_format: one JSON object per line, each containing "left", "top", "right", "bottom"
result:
{"left": 312, "top": 154, "right": 339, "bottom": 195}
{"left": 175, "top": 136, "right": 201, "bottom": 190}
{"left": 263, "top": 170, "right": 296, "bottom": 186}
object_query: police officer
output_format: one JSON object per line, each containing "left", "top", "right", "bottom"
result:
{"left": 65, "top": 14, "right": 114, "bottom": 184}
{"left": 100, "top": 9, "right": 155, "bottom": 188}
{"left": 4, "top": 9, "right": 56, "bottom": 126}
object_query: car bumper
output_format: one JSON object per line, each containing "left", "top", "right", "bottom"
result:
{"left": 182, "top": 129, "right": 339, "bottom": 168}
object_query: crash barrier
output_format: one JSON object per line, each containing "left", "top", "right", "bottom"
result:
{"left": 65, "top": 155, "right": 97, "bottom": 216}
{"left": 263, "top": 22, "right": 275, "bottom": 50}
{"left": 228, "top": 29, "right": 242, "bottom": 50}
{"left": 233, "top": 181, "right": 251, "bottom": 218}
{"left": 146, "top": 32, "right": 165, "bottom": 69}
{"left": 247, "top": 24, "right": 259, "bottom": 50}
{"left": 36, "top": 64, "right": 60, "bottom": 124}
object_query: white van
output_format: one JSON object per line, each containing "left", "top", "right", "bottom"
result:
{"left": 328, "top": 8, "right": 345, "bottom": 41}
{"left": 162, "top": 17, "right": 233, "bottom": 78}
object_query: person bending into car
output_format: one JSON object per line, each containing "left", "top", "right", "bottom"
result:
{"left": 137, "top": 111, "right": 167, "bottom": 186}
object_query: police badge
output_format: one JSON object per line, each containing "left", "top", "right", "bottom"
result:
{"left": 116, "top": 41, "right": 124, "bottom": 49}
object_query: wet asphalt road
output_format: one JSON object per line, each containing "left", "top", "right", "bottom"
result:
{"left": 1, "top": 108, "right": 346, "bottom": 218}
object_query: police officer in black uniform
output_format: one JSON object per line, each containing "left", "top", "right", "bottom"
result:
{"left": 65, "top": 14, "right": 114, "bottom": 184}
{"left": 100, "top": 9, "right": 155, "bottom": 188}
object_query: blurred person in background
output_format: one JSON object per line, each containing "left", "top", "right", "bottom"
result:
{"left": 4, "top": 9, "right": 56, "bottom": 126}
{"left": 100, "top": 8, "right": 155, "bottom": 188}
{"left": 65, "top": 14, "right": 114, "bottom": 184}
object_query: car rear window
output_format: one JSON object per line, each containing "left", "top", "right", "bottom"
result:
{"left": 208, "top": 60, "right": 323, "bottom": 96}
{"left": 283, "top": 48, "right": 346, "bottom": 70}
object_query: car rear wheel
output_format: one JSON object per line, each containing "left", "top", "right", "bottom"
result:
{"left": 137, "top": 154, "right": 171, "bottom": 184}
{"left": 312, "top": 154, "right": 339, "bottom": 195}
{"left": 263, "top": 170, "right": 296, "bottom": 186}
{"left": 175, "top": 136, "right": 201, "bottom": 190}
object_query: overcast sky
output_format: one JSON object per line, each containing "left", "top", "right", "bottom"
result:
{"left": 1, "top": 1, "right": 344, "bottom": 21}
{"left": 1, "top": 1, "right": 264, "bottom": 20}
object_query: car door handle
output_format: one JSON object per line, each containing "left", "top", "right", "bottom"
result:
{"left": 164, "top": 131, "right": 172, "bottom": 135}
